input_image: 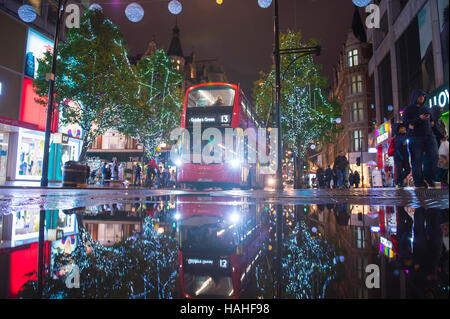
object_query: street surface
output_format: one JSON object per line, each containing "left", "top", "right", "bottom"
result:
{"left": 0, "top": 187, "right": 448, "bottom": 214}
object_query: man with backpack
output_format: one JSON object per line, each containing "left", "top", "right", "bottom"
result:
{"left": 392, "top": 123, "right": 411, "bottom": 188}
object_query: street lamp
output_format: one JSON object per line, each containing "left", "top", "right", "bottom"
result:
{"left": 41, "top": 0, "right": 68, "bottom": 187}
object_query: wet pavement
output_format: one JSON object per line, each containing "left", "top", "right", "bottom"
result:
{"left": 0, "top": 188, "right": 448, "bottom": 299}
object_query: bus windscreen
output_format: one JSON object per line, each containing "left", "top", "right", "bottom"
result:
{"left": 187, "top": 85, "right": 236, "bottom": 108}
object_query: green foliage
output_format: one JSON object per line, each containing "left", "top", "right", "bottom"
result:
{"left": 253, "top": 30, "right": 342, "bottom": 158}
{"left": 115, "top": 50, "right": 183, "bottom": 158}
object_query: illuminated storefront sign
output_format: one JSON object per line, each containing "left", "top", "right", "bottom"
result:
{"left": 427, "top": 83, "right": 449, "bottom": 108}
{"left": 375, "top": 122, "right": 390, "bottom": 145}
{"left": 379, "top": 236, "right": 394, "bottom": 258}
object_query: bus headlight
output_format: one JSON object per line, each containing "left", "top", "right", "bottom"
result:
{"left": 229, "top": 158, "right": 241, "bottom": 168}
{"left": 174, "top": 158, "right": 182, "bottom": 167}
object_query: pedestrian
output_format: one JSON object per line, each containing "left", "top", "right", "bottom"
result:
{"left": 111, "top": 160, "right": 118, "bottom": 181}
{"left": 105, "top": 163, "right": 112, "bottom": 181}
{"left": 348, "top": 170, "right": 354, "bottom": 188}
{"left": 101, "top": 162, "right": 107, "bottom": 185}
{"left": 147, "top": 158, "right": 161, "bottom": 188}
{"left": 404, "top": 90, "right": 439, "bottom": 188}
{"left": 316, "top": 167, "right": 325, "bottom": 188}
{"left": 325, "top": 165, "right": 333, "bottom": 188}
{"left": 333, "top": 151, "right": 349, "bottom": 189}
{"left": 353, "top": 170, "right": 360, "bottom": 188}
{"left": 430, "top": 105, "right": 447, "bottom": 148}
{"left": 86, "top": 164, "right": 91, "bottom": 185}
{"left": 118, "top": 163, "right": 124, "bottom": 181}
{"left": 134, "top": 163, "right": 141, "bottom": 186}
{"left": 332, "top": 166, "right": 338, "bottom": 189}
{"left": 170, "top": 170, "right": 176, "bottom": 188}
{"left": 436, "top": 136, "right": 449, "bottom": 188}
{"left": 90, "top": 168, "right": 97, "bottom": 185}
{"left": 393, "top": 123, "right": 411, "bottom": 188}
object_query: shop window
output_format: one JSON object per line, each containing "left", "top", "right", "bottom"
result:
{"left": 348, "top": 49, "right": 359, "bottom": 67}
{"left": 438, "top": 0, "right": 449, "bottom": 83}
{"left": 16, "top": 130, "right": 44, "bottom": 179}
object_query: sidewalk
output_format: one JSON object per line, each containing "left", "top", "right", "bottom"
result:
{"left": 0, "top": 180, "right": 169, "bottom": 191}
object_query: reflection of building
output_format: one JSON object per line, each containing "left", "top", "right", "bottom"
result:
{"left": 0, "top": 210, "right": 77, "bottom": 298}
{"left": 366, "top": 0, "right": 449, "bottom": 166}
{"left": 309, "top": 204, "right": 380, "bottom": 298}
{"left": 317, "top": 8, "right": 376, "bottom": 187}
{"left": 0, "top": 3, "right": 84, "bottom": 184}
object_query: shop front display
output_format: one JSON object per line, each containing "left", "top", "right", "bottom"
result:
{"left": 0, "top": 132, "right": 8, "bottom": 183}
{"left": 16, "top": 129, "right": 44, "bottom": 180}
{"left": 374, "top": 121, "right": 395, "bottom": 187}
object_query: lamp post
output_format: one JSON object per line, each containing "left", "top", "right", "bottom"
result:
{"left": 41, "top": 0, "right": 67, "bottom": 187}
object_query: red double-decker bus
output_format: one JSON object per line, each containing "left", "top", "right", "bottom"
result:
{"left": 176, "top": 196, "right": 270, "bottom": 299}
{"left": 176, "top": 82, "right": 270, "bottom": 190}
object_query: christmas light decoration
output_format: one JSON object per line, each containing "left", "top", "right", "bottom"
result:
{"left": 258, "top": 0, "right": 272, "bottom": 8}
{"left": 125, "top": 2, "right": 144, "bottom": 22}
{"left": 352, "top": 0, "right": 371, "bottom": 7}
{"left": 18, "top": 5, "right": 37, "bottom": 23}
{"left": 168, "top": 0, "right": 182, "bottom": 15}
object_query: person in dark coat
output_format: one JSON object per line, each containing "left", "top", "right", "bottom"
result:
{"left": 333, "top": 151, "right": 349, "bottom": 189}
{"left": 353, "top": 170, "right": 360, "bottom": 188}
{"left": 325, "top": 166, "right": 333, "bottom": 188}
{"left": 403, "top": 90, "right": 439, "bottom": 188}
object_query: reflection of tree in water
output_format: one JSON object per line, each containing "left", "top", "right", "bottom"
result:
{"left": 19, "top": 216, "right": 178, "bottom": 299}
{"left": 253, "top": 207, "right": 340, "bottom": 299}
{"left": 282, "top": 220, "right": 339, "bottom": 299}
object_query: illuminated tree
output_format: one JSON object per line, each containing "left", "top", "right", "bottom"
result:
{"left": 115, "top": 50, "right": 183, "bottom": 158}
{"left": 33, "top": 8, "right": 134, "bottom": 161}
{"left": 253, "top": 30, "right": 341, "bottom": 188}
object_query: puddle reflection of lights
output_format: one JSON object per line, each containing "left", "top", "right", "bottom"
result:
{"left": 216, "top": 229, "right": 225, "bottom": 236}
{"left": 195, "top": 277, "right": 212, "bottom": 296}
{"left": 229, "top": 212, "right": 240, "bottom": 223}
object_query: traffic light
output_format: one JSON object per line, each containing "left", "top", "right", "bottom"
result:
{"left": 356, "top": 157, "right": 361, "bottom": 166}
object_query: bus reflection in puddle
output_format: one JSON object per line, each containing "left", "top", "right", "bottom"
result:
{"left": 176, "top": 196, "right": 270, "bottom": 299}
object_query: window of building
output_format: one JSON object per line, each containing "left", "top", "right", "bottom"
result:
{"left": 101, "top": 130, "right": 126, "bottom": 149}
{"left": 378, "top": 54, "right": 394, "bottom": 120}
{"left": 348, "top": 49, "right": 359, "bottom": 67}
{"left": 354, "top": 226, "right": 367, "bottom": 249}
{"left": 352, "top": 129, "right": 364, "bottom": 152}
{"left": 352, "top": 101, "right": 365, "bottom": 122}
{"left": 438, "top": 0, "right": 449, "bottom": 83}
{"left": 396, "top": 3, "right": 436, "bottom": 109}
{"left": 351, "top": 74, "right": 363, "bottom": 94}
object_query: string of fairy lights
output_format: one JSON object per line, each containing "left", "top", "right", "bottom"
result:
{"left": 17, "top": 0, "right": 274, "bottom": 24}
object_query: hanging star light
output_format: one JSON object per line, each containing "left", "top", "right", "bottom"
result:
{"left": 168, "top": 0, "right": 182, "bottom": 15}
{"left": 18, "top": 4, "right": 37, "bottom": 23}
{"left": 258, "top": 0, "right": 272, "bottom": 8}
{"left": 125, "top": 2, "right": 144, "bottom": 22}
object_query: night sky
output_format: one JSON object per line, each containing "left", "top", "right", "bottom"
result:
{"left": 99, "top": 0, "right": 358, "bottom": 99}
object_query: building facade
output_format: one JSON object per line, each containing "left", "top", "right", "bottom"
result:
{"left": 367, "top": 0, "right": 449, "bottom": 185}
{"left": 317, "top": 8, "right": 376, "bottom": 187}
{"left": 0, "top": 1, "right": 84, "bottom": 185}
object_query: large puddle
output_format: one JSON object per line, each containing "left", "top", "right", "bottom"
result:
{"left": 0, "top": 195, "right": 448, "bottom": 299}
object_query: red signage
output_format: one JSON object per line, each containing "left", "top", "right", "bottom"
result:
{"left": 20, "top": 77, "right": 58, "bottom": 132}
